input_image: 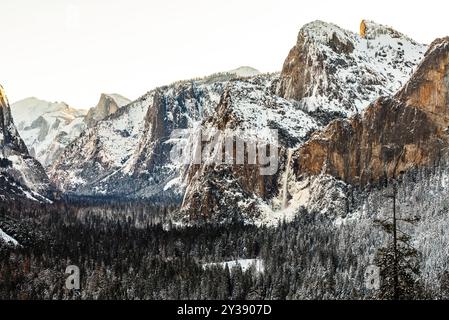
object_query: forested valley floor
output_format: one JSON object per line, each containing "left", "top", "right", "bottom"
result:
{"left": 0, "top": 196, "right": 446, "bottom": 300}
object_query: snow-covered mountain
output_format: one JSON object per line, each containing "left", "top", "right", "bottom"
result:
{"left": 3, "top": 19, "right": 449, "bottom": 301}
{"left": 49, "top": 78, "right": 226, "bottom": 199}
{"left": 48, "top": 20, "right": 427, "bottom": 222}
{"left": 11, "top": 93, "right": 130, "bottom": 168}
{"left": 0, "top": 86, "right": 53, "bottom": 202}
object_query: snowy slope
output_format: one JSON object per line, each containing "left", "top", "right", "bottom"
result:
{"left": 106, "top": 94, "right": 131, "bottom": 109}
{"left": 0, "top": 227, "right": 19, "bottom": 246}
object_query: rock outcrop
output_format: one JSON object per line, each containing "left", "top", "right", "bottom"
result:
{"left": 178, "top": 75, "right": 316, "bottom": 222}
{"left": 84, "top": 93, "right": 130, "bottom": 128}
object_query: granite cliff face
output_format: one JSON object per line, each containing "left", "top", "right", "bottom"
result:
{"left": 1, "top": 86, "right": 28, "bottom": 155}
{"left": 179, "top": 75, "right": 310, "bottom": 221}
{"left": 294, "top": 37, "right": 449, "bottom": 187}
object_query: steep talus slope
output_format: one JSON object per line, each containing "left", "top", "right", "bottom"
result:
{"left": 11, "top": 98, "right": 87, "bottom": 167}
{"left": 294, "top": 37, "right": 449, "bottom": 187}
{"left": 0, "top": 85, "right": 53, "bottom": 201}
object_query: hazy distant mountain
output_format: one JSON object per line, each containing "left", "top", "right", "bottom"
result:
{"left": 11, "top": 98, "right": 87, "bottom": 167}
{"left": 11, "top": 93, "right": 130, "bottom": 168}
{"left": 226, "top": 66, "right": 261, "bottom": 77}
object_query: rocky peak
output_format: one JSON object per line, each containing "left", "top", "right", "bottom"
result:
{"left": 85, "top": 93, "right": 130, "bottom": 127}
{"left": 277, "top": 20, "right": 426, "bottom": 116}
{"left": 297, "top": 20, "right": 357, "bottom": 52}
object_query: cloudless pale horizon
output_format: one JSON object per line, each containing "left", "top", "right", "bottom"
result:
{"left": 1, "top": 0, "right": 447, "bottom": 108}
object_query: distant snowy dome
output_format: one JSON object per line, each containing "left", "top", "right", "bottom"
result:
{"left": 0, "top": 84, "right": 8, "bottom": 105}
{"left": 226, "top": 66, "right": 261, "bottom": 77}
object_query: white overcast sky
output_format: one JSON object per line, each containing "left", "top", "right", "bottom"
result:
{"left": 1, "top": 0, "right": 447, "bottom": 108}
